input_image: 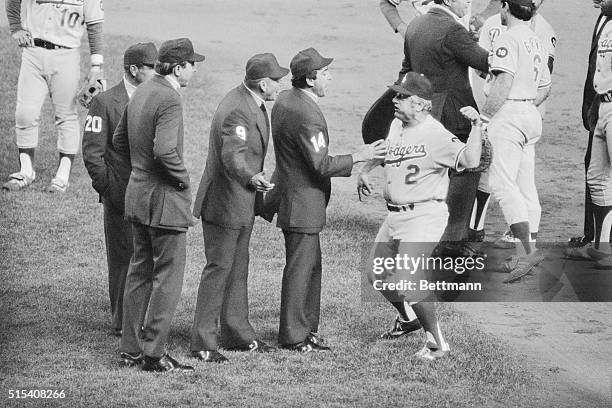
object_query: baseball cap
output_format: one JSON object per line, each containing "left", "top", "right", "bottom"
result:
{"left": 505, "top": 0, "right": 534, "bottom": 7}
{"left": 290, "top": 48, "right": 333, "bottom": 78}
{"left": 245, "top": 53, "right": 289, "bottom": 81}
{"left": 124, "top": 42, "right": 158, "bottom": 66}
{"left": 158, "top": 38, "right": 205, "bottom": 64}
{"left": 388, "top": 72, "right": 433, "bottom": 100}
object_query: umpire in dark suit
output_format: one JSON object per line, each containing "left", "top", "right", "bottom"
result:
{"left": 113, "top": 38, "right": 204, "bottom": 373}
{"left": 399, "top": 0, "right": 489, "bottom": 256}
{"left": 82, "top": 42, "right": 157, "bottom": 337}
{"left": 190, "top": 53, "right": 289, "bottom": 363}
{"left": 269, "top": 48, "right": 386, "bottom": 352}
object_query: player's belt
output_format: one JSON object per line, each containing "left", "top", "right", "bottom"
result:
{"left": 387, "top": 203, "right": 415, "bottom": 212}
{"left": 33, "top": 38, "right": 71, "bottom": 50}
{"left": 599, "top": 92, "right": 612, "bottom": 103}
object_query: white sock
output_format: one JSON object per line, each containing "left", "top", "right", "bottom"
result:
{"left": 55, "top": 156, "right": 72, "bottom": 182}
{"left": 19, "top": 153, "right": 34, "bottom": 177}
{"left": 403, "top": 302, "right": 418, "bottom": 321}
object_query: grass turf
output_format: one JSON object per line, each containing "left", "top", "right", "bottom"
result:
{"left": 1, "top": 29, "right": 538, "bottom": 407}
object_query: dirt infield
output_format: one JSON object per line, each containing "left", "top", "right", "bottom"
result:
{"left": 1, "top": 0, "right": 610, "bottom": 405}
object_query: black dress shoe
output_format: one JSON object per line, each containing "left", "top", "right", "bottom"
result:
{"left": 226, "top": 340, "right": 277, "bottom": 353}
{"left": 119, "top": 351, "right": 144, "bottom": 367}
{"left": 433, "top": 242, "right": 486, "bottom": 259}
{"left": 142, "top": 354, "right": 194, "bottom": 373}
{"left": 280, "top": 339, "right": 331, "bottom": 353}
{"left": 307, "top": 332, "right": 325, "bottom": 346}
{"left": 191, "top": 350, "right": 229, "bottom": 363}
{"left": 111, "top": 328, "right": 122, "bottom": 337}
{"left": 568, "top": 235, "right": 591, "bottom": 248}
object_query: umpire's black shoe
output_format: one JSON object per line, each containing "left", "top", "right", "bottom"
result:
{"left": 467, "top": 228, "right": 485, "bottom": 243}
{"left": 119, "top": 351, "right": 144, "bottom": 367}
{"left": 280, "top": 339, "right": 331, "bottom": 353}
{"left": 191, "top": 350, "right": 229, "bottom": 363}
{"left": 308, "top": 332, "right": 325, "bottom": 346}
{"left": 433, "top": 242, "right": 486, "bottom": 259}
{"left": 568, "top": 235, "right": 591, "bottom": 248}
{"left": 225, "top": 340, "right": 277, "bottom": 353}
{"left": 142, "top": 354, "right": 194, "bottom": 373}
{"left": 380, "top": 315, "right": 422, "bottom": 339}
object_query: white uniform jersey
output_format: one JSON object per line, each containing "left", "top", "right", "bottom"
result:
{"left": 20, "top": 0, "right": 104, "bottom": 48}
{"left": 594, "top": 21, "right": 612, "bottom": 95}
{"left": 383, "top": 116, "right": 465, "bottom": 205}
{"left": 480, "top": 14, "right": 556, "bottom": 61}
{"left": 489, "top": 24, "right": 552, "bottom": 100}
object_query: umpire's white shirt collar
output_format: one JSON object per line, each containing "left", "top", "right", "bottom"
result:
{"left": 243, "top": 82, "right": 266, "bottom": 107}
{"left": 164, "top": 74, "right": 181, "bottom": 91}
{"left": 123, "top": 76, "right": 138, "bottom": 99}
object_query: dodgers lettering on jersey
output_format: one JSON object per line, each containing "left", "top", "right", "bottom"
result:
{"left": 21, "top": 0, "right": 104, "bottom": 48}
{"left": 594, "top": 21, "right": 612, "bottom": 95}
{"left": 489, "top": 24, "right": 551, "bottom": 100}
{"left": 383, "top": 116, "right": 465, "bottom": 205}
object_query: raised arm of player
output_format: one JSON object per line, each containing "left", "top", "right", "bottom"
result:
{"left": 458, "top": 107, "right": 484, "bottom": 169}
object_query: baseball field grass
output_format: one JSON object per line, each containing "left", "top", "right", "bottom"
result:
{"left": 0, "top": 28, "right": 570, "bottom": 407}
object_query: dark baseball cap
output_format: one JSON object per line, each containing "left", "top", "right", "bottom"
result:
{"left": 388, "top": 72, "right": 433, "bottom": 100}
{"left": 245, "top": 53, "right": 289, "bottom": 81}
{"left": 290, "top": 48, "right": 333, "bottom": 78}
{"left": 158, "top": 38, "right": 205, "bottom": 64}
{"left": 505, "top": 0, "right": 534, "bottom": 7}
{"left": 124, "top": 42, "right": 158, "bottom": 66}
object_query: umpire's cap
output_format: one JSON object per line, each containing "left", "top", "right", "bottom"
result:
{"left": 245, "top": 53, "right": 289, "bottom": 81}
{"left": 158, "top": 38, "right": 205, "bottom": 64}
{"left": 290, "top": 48, "right": 333, "bottom": 78}
{"left": 124, "top": 42, "right": 157, "bottom": 66}
{"left": 388, "top": 72, "right": 433, "bottom": 100}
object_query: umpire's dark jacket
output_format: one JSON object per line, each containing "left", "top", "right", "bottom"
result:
{"left": 193, "top": 84, "right": 268, "bottom": 226}
{"left": 269, "top": 88, "right": 353, "bottom": 233}
{"left": 584, "top": 13, "right": 608, "bottom": 131}
{"left": 82, "top": 82, "right": 131, "bottom": 213}
{"left": 399, "top": 7, "right": 488, "bottom": 139}
{"left": 113, "top": 74, "right": 192, "bottom": 232}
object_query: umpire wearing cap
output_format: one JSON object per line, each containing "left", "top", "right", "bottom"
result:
{"left": 267, "top": 48, "right": 386, "bottom": 352}
{"left": 113, "top": 38, "right": 204, "bottom": 373}
{"left": 190, "top": 53, "right": 288, "bottom": 363}
{"left": 82, "top": 42, "right": 157, "bottom": 337}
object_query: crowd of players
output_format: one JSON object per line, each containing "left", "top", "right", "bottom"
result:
{"left": 2, "top": 0, "right": 609, "bottom": 371}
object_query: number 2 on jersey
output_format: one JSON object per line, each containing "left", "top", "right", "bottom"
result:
{"left": 404, "top": 164, "right": 420, "bottom": 184}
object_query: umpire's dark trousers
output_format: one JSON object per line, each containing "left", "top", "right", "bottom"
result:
{"left": 102, "top": 198, "right": 132, "bottom": 331}
{"left": 120, "top": 222, "right": 186, "bottom": 358}
{"left": 190, "top": 221, "right": 256, "bottom": 351}
{"left": 278, "top": 230, "right": 322, "bottom": 345}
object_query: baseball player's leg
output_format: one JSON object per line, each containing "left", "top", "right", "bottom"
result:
{"left": 6, "top": 48, "right": 49, "bottom": 189}
{"left": 103, "top": 199, "right": 133, "bottom": 334}
{"left": 47, "top": 49, "right": 81, "bottom": 192}
{"left": 219, "top": 224, "right": 257, "bottom": 348}
{"left": 370, "top": 216, "right": 421, "bottom": 338}
{"left": 517, "top": 143, "right": 541, "bottom": 252}
{"left": 190, "top": 221, "right": 241, "bottom": 351}
{"left": 120, "top": 222, "right": 154, "bottom": 355}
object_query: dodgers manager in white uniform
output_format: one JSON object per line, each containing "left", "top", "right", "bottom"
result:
{"left": 4, "top": 0, "right": 104, "bottom": 193}
{"left": 358, "top": 72, "right": 483, "bottom": 361}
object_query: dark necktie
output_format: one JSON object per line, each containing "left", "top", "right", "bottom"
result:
{"left": 261, "top": 103, "right": 270, "bottom": 136}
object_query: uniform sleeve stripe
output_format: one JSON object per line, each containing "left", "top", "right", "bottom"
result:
{"left": 538, "top": 80, "right": 552, "bottom": 89}
{"left": 489, "top": 66, "right": 515, "bottom": 76}
{"left": 85, "top": 18, "right": 104, "bottom": 24}
{"left": 455, "top": 146, "right": 467, "bottom": 172}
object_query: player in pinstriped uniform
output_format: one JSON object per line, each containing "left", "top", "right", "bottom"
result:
{"left": 3, "top": 0, "right": 104, "bottom": 193}
{"left": 358, "top": 72, "right": 483, "bottom": 360}
{"left": 468, "top": 0, "right": 556, "bottom": 247}
{"left": 478, "top": 0, "right": 551, "bottom": 282}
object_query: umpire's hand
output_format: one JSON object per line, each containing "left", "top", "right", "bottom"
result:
{"left": 352, "top": 139, "right": 387, "bottom": 163}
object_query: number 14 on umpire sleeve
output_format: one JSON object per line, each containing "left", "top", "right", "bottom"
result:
{"left": 310, "top": 132, "right": 326, "bottom": 152}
